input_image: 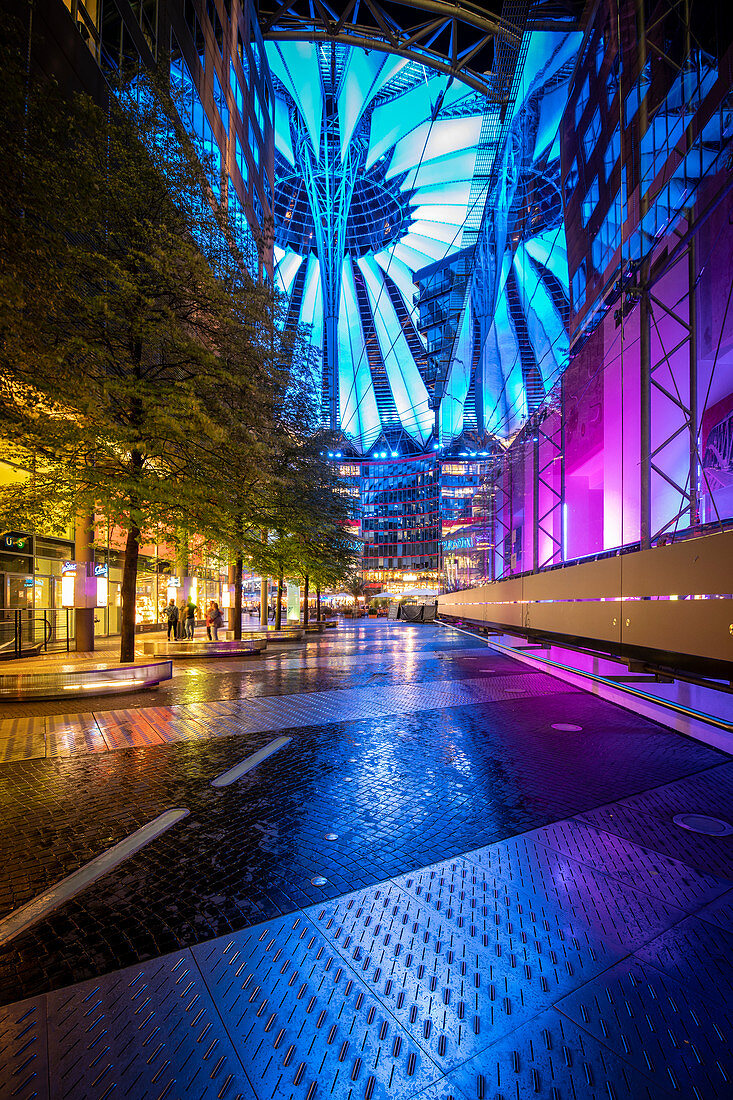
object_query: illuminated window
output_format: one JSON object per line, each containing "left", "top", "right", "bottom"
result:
{"left": 572, "top": 261, "right": 586, "bottom": 309}
{"left": 229, "top": 62, "right": 244, "bottom": 118}
{"left": 170, "top": 48, "right": 220, "bottom": 198}
{"left": 583, "top": 108, "right": 602, "bottom": 160}
{"left": 581, "top": 175, "right": 599, "bottom": 226}
{"left": 249, "top": 121, "right": 260, "bottom": 169}
{"left": 603, "top": 126, "right": 620, "bottom": 180}
{"left": 575, "top": 76, "right": 590, "bottom": 128}
{"left": 213, "top": 71, "right": 228, "bottom": 133}
{"left": 606, "top": 54, "right": 620, "bottom": 110}
{"left": 592, "top": 201, "right": 620, "bottom": 273}
{"left": 564, "top": 157, "right": 579, "bottom": 202}
{"left": 235, "top": 136, "right": 248, "bottom": 188}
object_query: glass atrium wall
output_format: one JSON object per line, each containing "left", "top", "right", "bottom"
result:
{"left": 447, "top": 0, "right": 733, "bottom": 590}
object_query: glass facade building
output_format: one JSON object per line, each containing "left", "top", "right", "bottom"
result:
{"left": 7, "top": 0, "right": 733, "bottom": 610}
{"left": 0, "top": 0, "right": 275, "bottom": 636}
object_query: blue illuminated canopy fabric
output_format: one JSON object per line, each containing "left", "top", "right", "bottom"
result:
{"left": 269, "top": 32, "right": 580, "bottom": 454}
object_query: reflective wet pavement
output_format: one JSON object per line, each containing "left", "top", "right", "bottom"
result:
{"left": 0, "top": 620, "right": 731, "bottom": 1099}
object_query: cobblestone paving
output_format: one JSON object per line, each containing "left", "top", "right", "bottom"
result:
{"left": 0, "top": 621, "right": 730, "bottom": 1100}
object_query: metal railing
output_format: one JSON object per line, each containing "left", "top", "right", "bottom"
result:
{"left": 0, "top": 610, "right": 75, "bottom": 657}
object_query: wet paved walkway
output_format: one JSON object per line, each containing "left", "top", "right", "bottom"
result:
{"left": 0, "top": 621, "right": 731, "bottom": 1099}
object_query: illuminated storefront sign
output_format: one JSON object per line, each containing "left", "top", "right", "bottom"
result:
{"left": 61, "top": 561, "right": 77, "bottom": 607}
{"left": 442, "top": 536, "right": 474, "bottom": 552}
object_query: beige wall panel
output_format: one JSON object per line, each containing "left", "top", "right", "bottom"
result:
{"left": 523, "top": 556, "right": 622, "bottom": 602}
{"left": 438, "top": 590, "right": 524, "bottom": 628}
{"left": 526, "top": 600, "right": 623, "bottom": 645}
{"left": 621, "top": 599, "right": 733, "bottom": 663}
{"left": 621, "top": 531, "right": 733, "bottom": 598}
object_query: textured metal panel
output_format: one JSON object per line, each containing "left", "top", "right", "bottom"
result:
{"left": 579, "top": 767, "right": 733, "bottom": 879}
{"left": 458, "top": 835, "right": 686, "bottom": 954}
{"left": 193, "top": 914, "right": 441, "bottom": 1099}
{"left": 556, "top": 958, "right": 733, "bottom": 1098}
{"left": 0, "top": 672, "right": 572, "bottom": 766}
{"left": 92, "top": 709, "right": 165, "bottom": 750}
{"left": 47, "top": 950, "right": 255, "bottom": 1100}
{"left": 445, "top": 1007, "right": 663, "bottom": 1099}
{"left": 529, "top": 817, "right": 731, "bottom": 909}
{"left": 0, "top": 718, "right": 45, "bottom": 763}
{"left": 0, "top": 996, "right": 48, "bottom": 1100}
{"left": 45, "top": 713, "right": 107, "bottom": 758}
{"left": 694, "top": 886, "right": 733, "bottom": 932}
{"left": 307, "top": 866, "right": 614, "bottom": 1075}
{"left": 635, "top": 913, "right": 733, "bottom": 1003}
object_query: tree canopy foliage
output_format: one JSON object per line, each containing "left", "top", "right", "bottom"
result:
{"left": 0, "top": 42, "right": 359, "bottom": 657}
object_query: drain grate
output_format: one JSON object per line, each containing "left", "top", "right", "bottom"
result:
{"left": 673, "top": 814, "right": 733, "bottom": 836}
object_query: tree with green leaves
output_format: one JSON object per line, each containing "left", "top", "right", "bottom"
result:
{"left": 0, "top": 53, "right": 279, "bottom": 660}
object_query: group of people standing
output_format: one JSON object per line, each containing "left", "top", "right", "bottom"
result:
{"left": 162, "top": 598, "right": 224, "bottom": 641}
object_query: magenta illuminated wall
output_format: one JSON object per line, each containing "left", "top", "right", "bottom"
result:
{"left": 483, "top": 0, "right": 733, "bottom": 581}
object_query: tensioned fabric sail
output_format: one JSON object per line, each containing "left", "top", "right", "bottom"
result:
{"left": 268, "top": 40, "right": 483, "bottom": 452}
{"left": 268, "top": 31, "right": 580, "bottom": 452}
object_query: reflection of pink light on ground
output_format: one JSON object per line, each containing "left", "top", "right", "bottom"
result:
{"left": 485, "top": 634, "right": 733, "bottom": 754}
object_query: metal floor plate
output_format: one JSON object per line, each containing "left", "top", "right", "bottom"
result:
{"left": 0, "top": 995, "right": 48, "bottom": 1100}
{"left": 634, "top": 912, "right": 733, "bottom": 1003}
{"left": 0, "top": 674, "right": 576, "bottom": 764}
{"left": 439, "top": 1008, "right": 666, "bottom": 1100}
{"left": 527, "top": 817, "right": 731, "bottom": 909}
{"left": 193, "top": 914, "right": 441, "bottom": 1100}
{"left": 556, "top": 957, "right": 733, "bottom": 1099}
{"left": 692, "top": 885, "right": 733, "bottom": 931}
{"left": 46, "top": 951, "right": 256, "bottom": 1100}
{"left": 305, "top": 871, "right": 612, "bottom": 1073}
{"left": 457, "top": 835, "right": 686, "bottom": 954}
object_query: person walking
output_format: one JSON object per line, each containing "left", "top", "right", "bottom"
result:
{"left": 177, "top": 598, "right": 187, "bottom": 640}
{"left": 205, "top": 601, "right": 213, "bottom": 640}
{"left": 163, "top": 599, "right": 179, "bottom": 641}
{"left": 210, "top": 602, "right": 223, "bottom": 640}
{"left": 184, "top": 598, "right": 197, "bottom": 639}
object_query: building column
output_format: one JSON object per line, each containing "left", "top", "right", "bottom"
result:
{"left": 74, "top": 512, "right": 95, "bottom": 652}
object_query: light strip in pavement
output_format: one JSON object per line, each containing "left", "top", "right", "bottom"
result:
{"left": 0, "top": 808, "right": 190, "bottom": 946}
{"left": 211, "top": 736, "right": 292, "bottom": 788}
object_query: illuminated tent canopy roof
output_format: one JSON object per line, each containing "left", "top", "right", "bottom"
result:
{"left": 267, "top": 16, "right": 580, "bottom": 455}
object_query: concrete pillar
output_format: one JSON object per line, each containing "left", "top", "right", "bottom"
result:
{"left": 74, "top": 513, "right": 95, "bottom": 652}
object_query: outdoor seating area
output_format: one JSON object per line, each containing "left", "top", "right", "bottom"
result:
{"left": 0, "top": 660, "right": 173, "bottom": 701}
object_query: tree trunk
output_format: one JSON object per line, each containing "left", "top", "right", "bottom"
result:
{"left": 234, "top": 552, "right": 243, "bottom": 640}
{"left": 120, "top": 521, "right": 140, "bottom": 662}
{"left": 303, "top": 573, "right": 309, "bottom": 626}
{"left": 275, "top": 566, "right": 283, "bottom": 629}
{"left": 316, "top": 582, "right": 321, "bottom": 622}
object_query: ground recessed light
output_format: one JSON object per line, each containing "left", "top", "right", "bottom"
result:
{"left": 324, "top": 833, "right": 338, "bottom": 841}
{"left": 672, "top": 814, "right": 733, "bottom": 836}
{"left": 551, "top": 723, "right": 583, "bottom": 732}
{"left": 311, "top": 876, "right": 328, "bottom": 886}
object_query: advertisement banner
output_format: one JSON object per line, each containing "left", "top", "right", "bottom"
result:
{"left": 286, "top": 582, "right": 300, "bottom": 623}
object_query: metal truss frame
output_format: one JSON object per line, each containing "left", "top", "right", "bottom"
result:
{"left": 294, "top": 111, "right": 364, "bottom": 429}
{"left": 259, "top": 0, "right": 522, "bottom": 100}
{"left": 639, "top": 215, "right": 702, "bottom": 546}
{"left": 484, "top": 448, "right": 512, "bottom": 581}
{"left": 532, "top": 401, "right": 563, "bottom": 570}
